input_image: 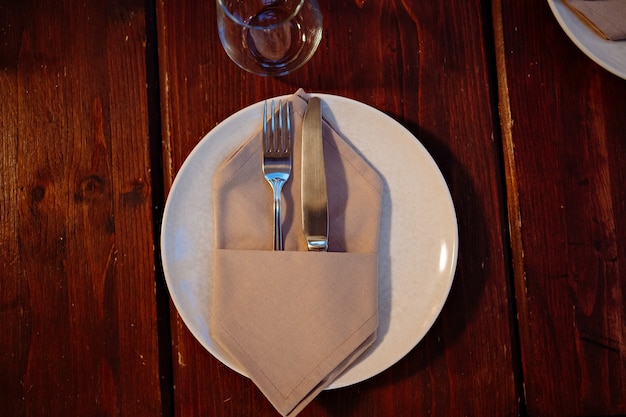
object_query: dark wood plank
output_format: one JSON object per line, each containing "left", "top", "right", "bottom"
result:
{"left": 0, "top": 1, "right": 162, "bottom": 415}
{"left": 494, "top": 0, "right": 626, "bottom": 414}
{"left": 158, "top": 0, "right": 518, "bottom": 415}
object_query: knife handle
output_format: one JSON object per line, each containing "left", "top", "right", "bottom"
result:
{"left": 306, "top": 237, "right": 328, "bottom": 251}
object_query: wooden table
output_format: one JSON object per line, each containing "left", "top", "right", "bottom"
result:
{"left": 1, "top": 0, "right": 625, "bottom": 415}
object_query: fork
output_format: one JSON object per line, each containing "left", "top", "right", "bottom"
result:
{"left": 262, "top": 100, "right": 292, "bottom": 250}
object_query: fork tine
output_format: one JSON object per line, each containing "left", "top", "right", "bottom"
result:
{"left": 272, "top": 100, "right": 278, "bottom": 152}
{"left": 276, "top": 100, "right": 281, "bottom": 152}
{"left": 263, "top": 100, "right": 269, "bottom": 152}
{"left": 278, "top": 100, "right": 285, "bottom": 152}
{"left": 284, "top": 101, "right": 291, "bottom": 152}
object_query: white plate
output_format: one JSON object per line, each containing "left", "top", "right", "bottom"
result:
{"left": 161, "top": 94, "right": 458, "bottom": 388}
{"left": 548, "top": 0, "right": 626, "bottom": 80}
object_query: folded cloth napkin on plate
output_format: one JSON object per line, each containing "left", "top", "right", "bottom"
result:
{"left": 210, "top": 89, "right": 384, "bottom": 416}
{"left": 566, "top": 0, "right": 626, "bottom": 40}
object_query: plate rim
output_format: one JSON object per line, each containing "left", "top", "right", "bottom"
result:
{"left": 547, "top": 0, "right": 626, "bottom": 80}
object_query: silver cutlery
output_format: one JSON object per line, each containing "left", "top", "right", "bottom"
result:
{"left": 262, "top": 100, "right": 293, "bottom": 251}
{"left": 301, "top": 97, "right": 328, "bottom": 251}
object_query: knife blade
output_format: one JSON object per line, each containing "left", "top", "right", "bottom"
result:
{"left": 301, "top": 97, "right": 328, "bottom": 251}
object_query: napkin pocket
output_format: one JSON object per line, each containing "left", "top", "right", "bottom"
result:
{"left": 210, "top": 248, "right": 378, "bottom": 412}
{"left": 209, "top": 89, "right": 384, "bottom": 415}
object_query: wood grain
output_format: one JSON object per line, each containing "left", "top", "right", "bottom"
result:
{"left": 157, "top": 0, "right": 518, "bottom": 415}
{"left": 0, "top": 1, "right": 162, "bottom": 415}
{"left": 9, "top": 0, "right": 624, "bottom": 414}
{"left": 495, "top": 0, "right": 626, "bottom": 414}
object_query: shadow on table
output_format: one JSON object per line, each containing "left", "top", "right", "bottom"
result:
{"left": 315, "top": 123, "right": 497, "bottom": 415}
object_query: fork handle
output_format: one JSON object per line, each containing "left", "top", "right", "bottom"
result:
{"left": 272, "top": 180, "right": 285, "bottom": 250}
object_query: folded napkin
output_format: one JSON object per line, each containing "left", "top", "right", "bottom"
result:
{"left": 210, "top": 89, "right": 384, "bottom": 416}
{"left": 566, "top": 0, "right": 626, "bottom": 40}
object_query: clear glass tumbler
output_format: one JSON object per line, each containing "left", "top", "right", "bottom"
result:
{"left": 217, "top": 0, "right": 323, "bottom": 76}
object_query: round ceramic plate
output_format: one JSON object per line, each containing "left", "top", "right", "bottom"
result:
{"left": 548, "top": 0, "right": 626, "bottom": 80}
{"left": 161, "top": 94, "right": 458, "bottom": 388}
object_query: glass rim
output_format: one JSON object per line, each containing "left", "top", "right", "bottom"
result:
{"left": 217, "top": 0, "right": 307, "bottom": 30}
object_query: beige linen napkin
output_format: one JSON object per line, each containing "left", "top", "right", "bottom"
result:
{"left": 210, "top": 89, "right": 384, "bottom": 416}
{"left": 566, "top": 0, "right": 626, "bottom": 40}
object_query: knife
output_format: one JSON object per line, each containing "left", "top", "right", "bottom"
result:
{"left": 301, "top": 97, "right": 328, "bottom": 251}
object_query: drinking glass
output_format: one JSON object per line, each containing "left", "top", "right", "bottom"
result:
{"left": 217, "top": 0, "right": 323, "bottom": 76}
